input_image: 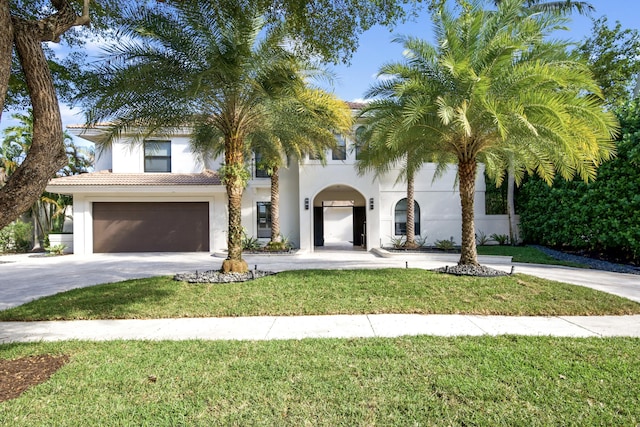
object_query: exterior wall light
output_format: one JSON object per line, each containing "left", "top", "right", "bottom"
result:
{"left": 304, "top": 198, "right": 310, "bottom": 210}
{"left": 369, "top": 198, "right": 374, "bottom": 210}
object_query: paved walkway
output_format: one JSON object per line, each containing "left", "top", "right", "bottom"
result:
{"left": 1, "top": 249, "right": 639, "bottom": 343}
{"left": 2, "top": 314, "right": 640, "bottom": 343}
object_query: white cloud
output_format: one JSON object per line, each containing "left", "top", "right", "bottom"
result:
{"left": 349, "top": 98, "right": 372, "bottom": 104}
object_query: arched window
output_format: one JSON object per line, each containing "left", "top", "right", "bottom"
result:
{"left": 394, "top": 198, "right": 420, "bottom": 235}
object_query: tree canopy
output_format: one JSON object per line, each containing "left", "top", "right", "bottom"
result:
{"left": 360, "top": 0, "right": 618, "bottom": 266}
{"left": 0, "top": 0, "right": 419, "bottom": 231}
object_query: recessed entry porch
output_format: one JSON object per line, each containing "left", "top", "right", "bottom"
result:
{"left": 313, "top": 185, "right": 367, "bottom": 251}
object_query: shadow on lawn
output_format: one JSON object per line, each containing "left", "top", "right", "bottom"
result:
{"left": 0, "top": 278, "right": 177, "bottom": 321}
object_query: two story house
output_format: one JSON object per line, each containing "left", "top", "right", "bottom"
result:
{"left": 47, "top": 105, "right": 512, "bottom": 255}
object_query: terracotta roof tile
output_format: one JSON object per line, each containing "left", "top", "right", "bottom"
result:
{"left": 48, "top": 170, "right": 222, "bottom": 186}
{"left": 347, "top": 101, "right": 366, "bottom": 109}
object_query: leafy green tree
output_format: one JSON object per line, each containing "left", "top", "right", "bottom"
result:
{"left": 577, "top": 16, "right": 640, "bottom": 107}
{"left": 518, "top": 100, "right": 640, "bottom": 262}
{"left": 356, "top": 97, "right": 430, "bottom": 248}
{"left": 1, "top": 0, "right": 416, "bottom": 232}
{"left": 0, "top": 0, "right": 90, "bottom": 231}
{"left": 365, "top": 0, "right": 617, "bottom": 266}
{"left": 81, "top": 2, "right": 352, "bottom": 272}
{"left": 495, "top": 0, "right": 595, "bottom": 245}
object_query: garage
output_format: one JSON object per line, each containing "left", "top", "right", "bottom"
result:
{"left": 93, "top": 202, "right": 209, "bottom": 253}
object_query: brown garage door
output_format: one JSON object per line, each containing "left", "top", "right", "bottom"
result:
{"left": 93, "top": 202, "right": 209, "bottom": 253}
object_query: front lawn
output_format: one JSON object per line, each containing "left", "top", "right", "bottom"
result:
{"left": 1, "top": 337, "right": 638, "bottom": 425}
{"left": 476, "top": 245, "right": 586, "bottom": 266}
{"left": 1, "top": 269, "right": 638, "bottom": 321}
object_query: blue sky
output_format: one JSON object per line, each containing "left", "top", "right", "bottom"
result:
{"left": 329, "top": 0, "right": 640, "bottom": 102}
{"left": 1, "top": 0, "right": 639, "bottom": 135}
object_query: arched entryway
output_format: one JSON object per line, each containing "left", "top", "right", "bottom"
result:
{"left": 313, "top": 185, "right": 367, "bottom": 250}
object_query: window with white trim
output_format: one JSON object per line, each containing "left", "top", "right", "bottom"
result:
{"left": 257, "top": 202, "right": 271, "bottom": 238}
{"left": 332, "top": 135, "right": 346, "bottom": 160}
{"left": 394, "top": 198, "right": 421, "bottom": 235}
{"left": 144, "top": 140, "right": 171, "bottom": 172}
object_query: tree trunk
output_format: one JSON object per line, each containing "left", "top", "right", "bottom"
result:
{"left": 221, "top": 135, "right": 248, "bottom": 273}
{"left": 0, "top": 0, "right": 90, "bottom": 230}
{"left": 0, "top": 0, "right": 12, "bottom": 120}
{"left": 507, "top": 164, "right": 518, "bottom": 245}
{"left": 270, "top": 166, "right": 281, "bottom": 243}
{"left": 405, "top": 171, "right": 416, "bottom": 247}
{"left": 458, "top": 159, "right": 479, "bottom": 266}
{"left": 0, "top": 19, "right": 66, "bottom": 230}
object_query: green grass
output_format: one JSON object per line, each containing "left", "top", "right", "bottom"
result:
{"left": 1, "top": 269, "right": 638, "bottom": 321}
{"left": 1, "top": 337, "right": 639, "bottom": 426}
{"left": 477, "top": 245, "right": 586, "bottom": 267}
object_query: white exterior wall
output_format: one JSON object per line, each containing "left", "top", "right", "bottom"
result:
{"left": 109, "top": 136, "right": 202, "bottom": 173}
{"left": 65, "top": 124, "right": 514, "bottom": 254}
{"left": 240, "top": 159, "right": 302, "bottom": 248}
{"left": 297, "top": 138, "right": 380, "bottom": 252}
{"left": 276, "top": 162, "right": 301, "bottom": 247}
{"left": 94, "top": 146, "right": 112, "bottom": 171}
{"left": 377, "top": 164, "right": 462, "bottom": 246}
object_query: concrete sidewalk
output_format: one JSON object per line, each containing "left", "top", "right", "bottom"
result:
{"left": 2, "top": 314, "right": 640, "bottom": 343}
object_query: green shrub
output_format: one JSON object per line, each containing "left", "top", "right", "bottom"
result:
{"left": 241, "top": 228, "right": 262, "bottom": 250}
{"left": 518, "top": 101, "right": 640, "bottom": 262}
{"left": 476, "top": 231, "right": 491, "bottom": 245}
{"left": 265, "top": 235, "right": 292, "bottom": 251}
{"left": 0, "top": 221, "right": 33, "bottom": 253}
{"left": 490, "top": 233, "right": 510, "bottom": 246}
{"left": 435, "top": 237, "right": 456, "bottom": 251}
{"left": 45, "top": 244, "right": 67, "bottom": 256}
{"left": 389, "top": 235, "right": 406, "bottom": 249}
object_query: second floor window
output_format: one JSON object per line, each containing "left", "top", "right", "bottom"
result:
{"left": 355, "top": 126, "right": 366, "bottom": 160}
{"left": 332, "top": 135, "right": 346, "bottom": 161}
{"left": 144, "top": 140, "right": 171, "bottom": 172}
{"left": 254, "top": 152, "right": 270, "bottom": 178}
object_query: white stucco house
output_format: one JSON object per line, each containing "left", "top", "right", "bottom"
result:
{"left": 47, "top": 103, "right": 512, "bottom": 255}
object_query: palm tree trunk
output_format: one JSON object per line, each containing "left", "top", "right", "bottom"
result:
{"left": 221, "top": 136, "right": 248, "bottom": 273}
{"left": 270, "top": 166, "right": 281, "bottom": 243}
{"left": 507, "top": 164, "right": 518, "bottom": 245}
{"left": 458, "top": 159, "right": 479, "bottom": 266}
{"left": 405, "top": 171, "right": 416, "bottom": 247}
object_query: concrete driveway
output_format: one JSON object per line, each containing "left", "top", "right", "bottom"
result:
{"left": 1, "top": 250, "right": 639, "bottom": 310}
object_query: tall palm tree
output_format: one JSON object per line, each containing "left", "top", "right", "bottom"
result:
{"left": 367, "top": 0, "right": 617, "bottom": 266}
{"left": 356, "top": 97, "right": 430, "bottom": 248}
{"left": 82, "top": 2, "right": 338, "bottom": 273}
{"left": 499, "top": 0, "right": 594, "bottom": 245}
{"left": 251, "top": 90, "right": 353, "bottom": 246}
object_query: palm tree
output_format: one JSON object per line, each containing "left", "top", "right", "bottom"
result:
{"left": 498, "top": 0, "right": 595, "bottom": 245}
{"left": 82, "top": 2, "right": 341, "bottom": 272}
{"left": 367, "top": 0, "right": 618, "bottom": 266}
{"left": 251, "top": 90, "right": 353, "bottom": 247}
{"left": 356, "top": 97, "right": 430, "bottom": 248}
